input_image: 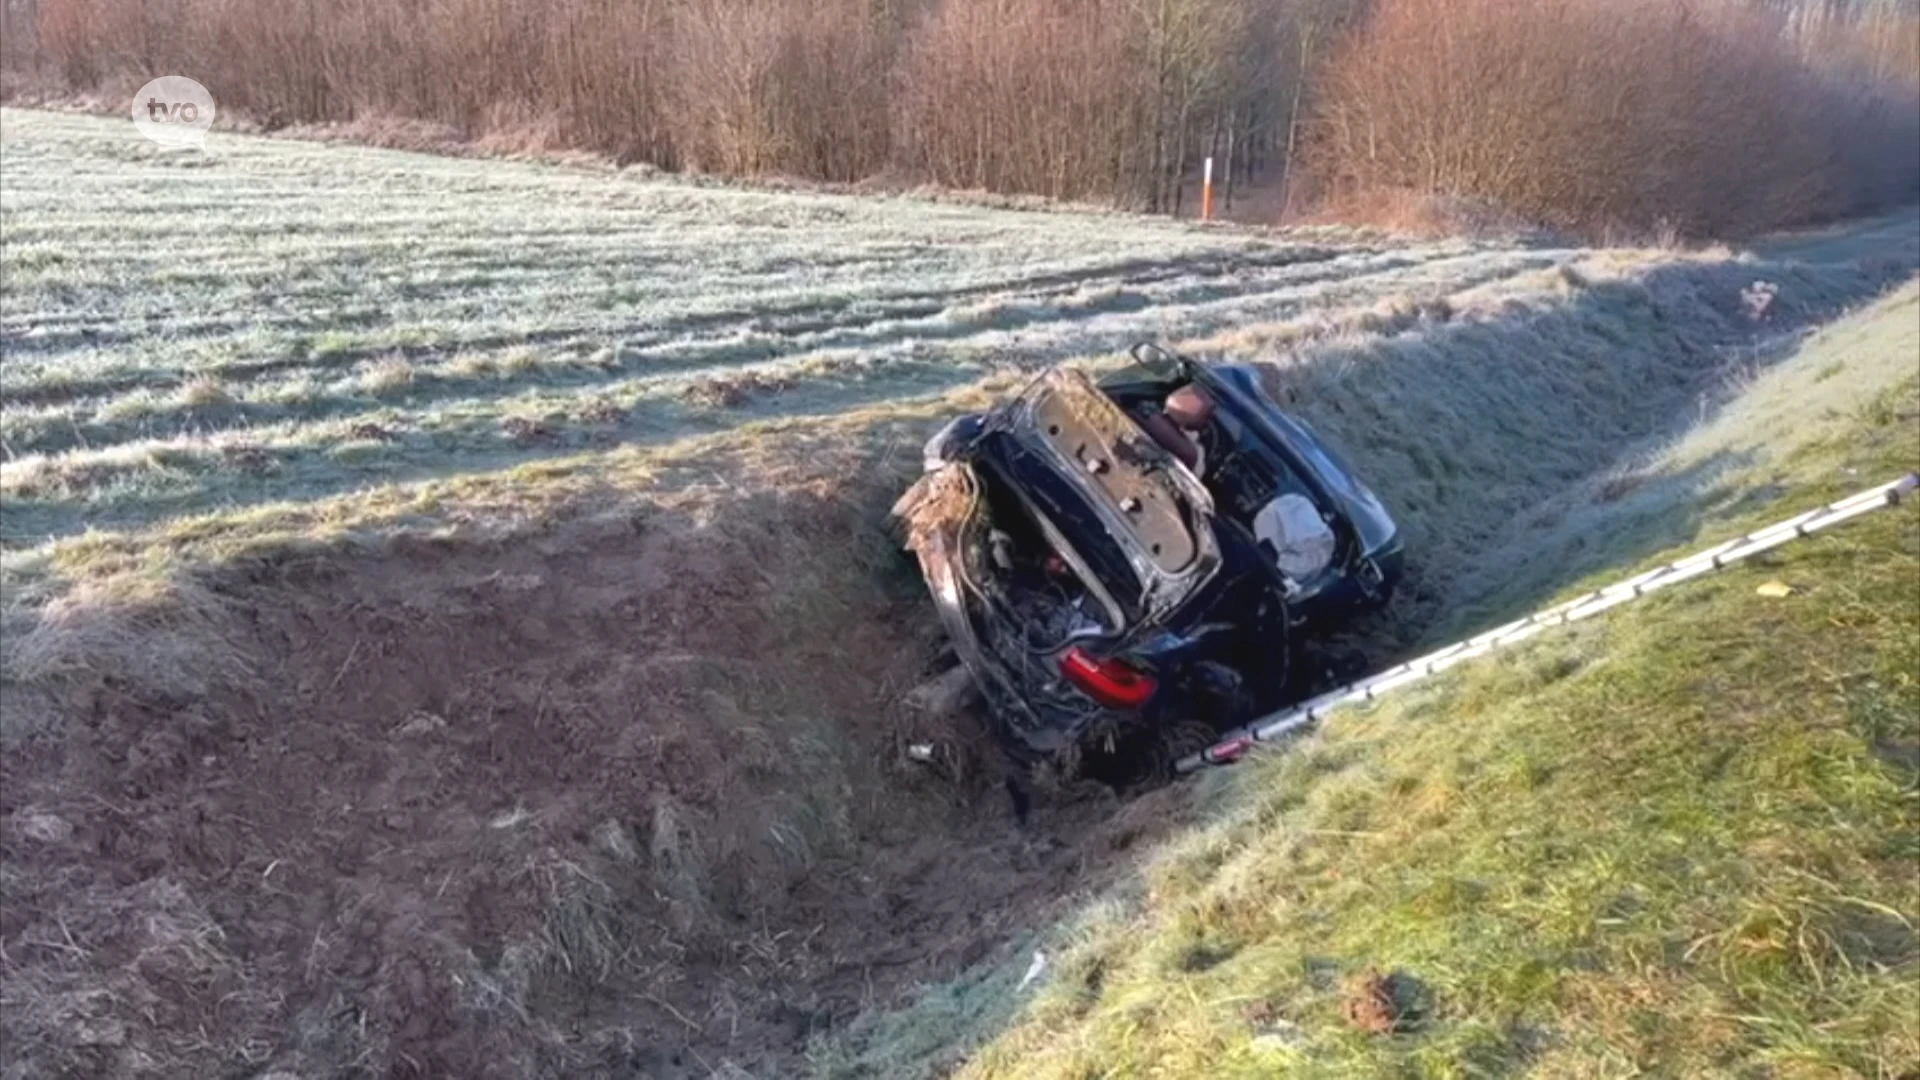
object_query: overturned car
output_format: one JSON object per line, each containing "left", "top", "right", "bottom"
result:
{"left": 893, "top": 346, "right": 1403, "bottom": 774}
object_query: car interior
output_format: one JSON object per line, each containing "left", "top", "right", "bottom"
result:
{"left": 1106, "top": 377, "right": 1350, "bottom": 588}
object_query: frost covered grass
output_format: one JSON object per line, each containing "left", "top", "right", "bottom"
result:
{"left": 3, "top": 108, "right": 1915, "bottom": 600}
{"left": 2, "top": 106, "right": 1912, "bottom": 586}
{"left": 3, "top": 108, "right": 1458, "bottom": 541}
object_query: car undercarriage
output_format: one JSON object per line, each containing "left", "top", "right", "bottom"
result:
{"left": 895, "top": 345, "right": 1404, "bottom": 777}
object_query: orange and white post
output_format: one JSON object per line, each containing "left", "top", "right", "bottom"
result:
{"left": 1201, "top": 156, "right": 1215, "bottom": 221}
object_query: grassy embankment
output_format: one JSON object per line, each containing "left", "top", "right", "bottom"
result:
{"left": 816, "top": 283, "right": 1920, "bottom": 1077}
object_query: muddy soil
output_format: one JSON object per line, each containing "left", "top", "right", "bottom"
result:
{"left": 0, "top": 487, "right": 1198, "bottom": 1078}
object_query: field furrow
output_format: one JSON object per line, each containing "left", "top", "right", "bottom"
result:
{"left": 3, "top": 109, "right": 1583, "bottom": 545}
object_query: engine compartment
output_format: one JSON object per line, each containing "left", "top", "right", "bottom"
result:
{"left": 974, "top": 472, "right": 1114, "bottom": 654}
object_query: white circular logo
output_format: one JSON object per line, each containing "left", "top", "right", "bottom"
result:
{"left": 132, "top": 76, "right": 216, "bottom": 150}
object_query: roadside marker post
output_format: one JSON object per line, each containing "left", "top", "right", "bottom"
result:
{"left": 1177, "top": 473, "right": 1920, "bottom": 773}
{"left": 1201, "top": 157, "right": 1215, "bottom": 221}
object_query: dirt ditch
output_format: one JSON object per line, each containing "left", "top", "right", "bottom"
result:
{"left": 0, "top": 484, "right": 1196, "bottom": 1079}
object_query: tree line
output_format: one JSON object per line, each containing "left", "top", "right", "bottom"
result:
{"left": 3, "top": 0, "right": 1915, "bottom": 235}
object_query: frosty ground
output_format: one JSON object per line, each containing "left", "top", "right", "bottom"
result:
{"left": 3, "top": 108, "right": 1600, "bottom": 547}
{"left": 1, "top": 108, "right": 1915, "bottom": 1077}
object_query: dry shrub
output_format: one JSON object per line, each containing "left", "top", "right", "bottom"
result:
{"left": 14, "top": 0, "right": 893, "bottom": 175}
{"left": 897, "top": 0, "right": 1329, "bottom": 209}
{"left": 1307, "top": 0, "right": 1920, "bottom": 237}
{"left": 896, "top": 0, "right": 1149, "bottom": 201}
{"left": 5, "top": 0, "right": 1914, "bottom": 228}
{"left": 1306, "top": 187, "right": 1546, "bottom": 239}
{"left": 6, "top": 0, "right": 1345, "bottom": 208}
{"left": 666, "top": 0, "right": 893, "bottom": 181}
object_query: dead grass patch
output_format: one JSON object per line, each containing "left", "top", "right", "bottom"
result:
{"left": 683, "top": 370, "right": 798, "bottom": 409}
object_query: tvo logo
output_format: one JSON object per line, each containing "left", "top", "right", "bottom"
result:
{"left": 132, "top": 76, "right": 216, "bottom": 149}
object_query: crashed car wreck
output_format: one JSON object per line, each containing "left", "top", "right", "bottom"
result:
{"left": 893, "top": 345, "right": 1403, "bottom": 775}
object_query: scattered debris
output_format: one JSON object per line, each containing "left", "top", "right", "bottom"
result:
{"left": 1741, "top": 280, "right": 1779, "bottom": 322}
{"left": 895, "top": 662, "right": 994, "bottom": 785}
{"left": 1017, "top": 949, "right": 1048, "bottom": 991}
{"left": 1755, "top": 580, "right": 1795, "bottom": 598}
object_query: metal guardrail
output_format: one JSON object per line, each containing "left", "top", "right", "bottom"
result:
{"left": 1177, "top": 473, "right": 1920, "bottom": 773}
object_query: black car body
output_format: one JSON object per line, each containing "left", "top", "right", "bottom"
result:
{"left": 893, "top": 347, "right": 1403, "bottom": 767}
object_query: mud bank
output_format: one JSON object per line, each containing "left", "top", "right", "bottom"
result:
{"left": 2, "top": 483, "right": 1207, "bottom": 1077}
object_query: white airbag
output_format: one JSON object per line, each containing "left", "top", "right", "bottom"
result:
{"left": 1253, "top": 493, "right": 1336, "bottom": 580}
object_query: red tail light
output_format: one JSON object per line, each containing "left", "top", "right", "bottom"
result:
{"left": 1058, "top": 647, "right": 1157, "bottom": 709}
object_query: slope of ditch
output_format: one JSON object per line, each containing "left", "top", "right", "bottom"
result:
{"left": 3, "top": 481, "right": 1208, "bottom": 1078}
{"left": 2, "top": 239, "right": 1915, "bottom": 1078}
{"left": 906, "top": 292, "right": 1920, "bottom": 1079}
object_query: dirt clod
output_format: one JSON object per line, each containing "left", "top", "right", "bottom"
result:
{"left": 499, "top": 415, "right": 556, "bottom": 444}
{"left": 10, "top": 810, "right": 74, "bottom": 844}
{"left": 347, "top": 421, "right": 401, "bottom": 441}
{"left": 1342, "top": 968, "right": 1424, "bottom": 1034}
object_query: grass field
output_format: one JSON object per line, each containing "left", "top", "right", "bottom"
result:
{"left": 1, "top": 107, "right": 1916, "bottom": 1078}
{"left": 1, "top": 107, "right": 1549, "bottom": 547}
